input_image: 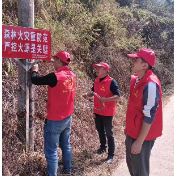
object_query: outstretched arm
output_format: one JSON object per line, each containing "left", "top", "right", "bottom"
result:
{"left": 82, "top": 91, "right": 94, "bottom": 99}
{"left": 31, "top": 64, "right": 57, "bottom": 87}
{"left": 99, "top": 95, "right": 119, "bottom": 103}
{"left": 83, "top": 83, "right": 94, "bottom": 99}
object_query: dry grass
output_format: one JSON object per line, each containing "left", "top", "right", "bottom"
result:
{"left": 2, "top": 0, "right": 174, "bottom": 175}
{"left": 2, "top": 57, "right": 128, "bottom": 176}
{"left": 2, "top": 50, "right": 173, "bottom": 176}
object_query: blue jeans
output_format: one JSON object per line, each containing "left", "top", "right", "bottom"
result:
{"left": 44, "top": 115, "right": 72, "bottom": 176}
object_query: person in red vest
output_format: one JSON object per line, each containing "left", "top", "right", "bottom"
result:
{"left": 83, "top": 62, "right": 120, "bottom": 164}
{"left": 31, "top": 51, "right": 76, "bottom": 176}
{"left": 125, "top": 48, "right": 163, "bottom": 176}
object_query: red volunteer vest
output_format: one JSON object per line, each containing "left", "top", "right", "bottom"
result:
{"left": 46, "top": 66, "right": 76, "bottom": 121}
{"left": 94, "top": 75, "right": 116, "bottom": 116}
{"left": 126, "top": 70, "right": 163, "bottom": 140}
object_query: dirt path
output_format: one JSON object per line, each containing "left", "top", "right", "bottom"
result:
{"left": 112, "top": 95, "right": 174, "bottom": 176}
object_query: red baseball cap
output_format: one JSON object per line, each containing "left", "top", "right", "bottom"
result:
{"left": 127, "top": 48, "right": 156, "bottom": 67}
{"left": 93, "top": 62, "right": 109, "bottom": 72}
{"left": 52, "top": 51, "right": 71, "bottom": 63}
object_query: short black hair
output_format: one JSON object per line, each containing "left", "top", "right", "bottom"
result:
{"left": 141, "top": 58, "right": 152, "bottom": 70}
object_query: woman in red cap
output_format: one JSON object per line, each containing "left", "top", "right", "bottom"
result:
{"left": 125, "top": 48, "right": 163, "bottom": 176}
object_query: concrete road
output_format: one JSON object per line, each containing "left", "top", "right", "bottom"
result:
{"left": 112, "top": 95, "right": 174, "bottom": 176}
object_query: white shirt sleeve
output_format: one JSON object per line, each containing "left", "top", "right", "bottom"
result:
{"left": 143, "top": 82, "right": 160, "bottom": 124}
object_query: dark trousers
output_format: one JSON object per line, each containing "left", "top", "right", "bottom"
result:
{"left": 125, "top": 135, "right": 155, "bottom": 176}
{"left": 94, "top": 114, "right": 115, "bottom": 156}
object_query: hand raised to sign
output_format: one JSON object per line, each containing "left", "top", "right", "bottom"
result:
{"left": 99, "top": 97, "right": 107, "bottom": 103}
{"left": 31, "top": 64, "right": 39, "bottom": 72}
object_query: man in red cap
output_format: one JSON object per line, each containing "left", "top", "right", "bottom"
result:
{"left": 31, "top": 51, "right": 76, "bottom": 175}
{"left": 125, "top": 48, "right": 163, "bottom": 176}
{"left": 83, "top": 62, "right": 120, "bottom": 164}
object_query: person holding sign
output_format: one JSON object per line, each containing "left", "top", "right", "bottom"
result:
{"left": 83, "top": 62, "right": 120, "bottom": 164}
{"left": 125, "top": 48, "right": 163, "bottom": 176}
{"left": 31, "top": 51, "right": 76, "bottom": 176}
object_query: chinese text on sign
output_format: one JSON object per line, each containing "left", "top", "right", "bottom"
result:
{"left": 2, "top": 25, "right": 51, "bottom": 60}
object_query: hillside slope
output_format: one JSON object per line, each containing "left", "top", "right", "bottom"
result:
{"left": 2, "top": 0, "right": 174, "bottom": 175}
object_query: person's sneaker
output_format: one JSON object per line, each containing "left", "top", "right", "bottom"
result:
{"left": 61, "top": 168, "right": 71, "bottom": 175}
{"left": 105, "top": 155, "right": 113, "bottom": 164}
{"left": 95, "top": 148, "right": 106, "bottom": 154}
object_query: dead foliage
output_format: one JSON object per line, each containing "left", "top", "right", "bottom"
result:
{"left": 2, "top": 0, "right": 174, "bottom": 175}
{"left": 2, "top": 57, "right": 128, "bottom": 176}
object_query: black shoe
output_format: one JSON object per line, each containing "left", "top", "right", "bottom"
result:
{"left": 96, "top": 148, "right": 106, "bottom": 154}
{"left": 61, "top": 168, "right": 71, "bottom": 175}
{"left": 105, "top": 155, "right": 113, "bottom": 164}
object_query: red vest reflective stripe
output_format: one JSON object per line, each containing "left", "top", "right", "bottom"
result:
{"left": 126, "top": 70, "right": 163, "bottom": 140}
{"left": 94, "top": 75, "right": 116, "bottom": 116}
{"left": 46, "top": 66, "right": 76, "bottom": 121}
